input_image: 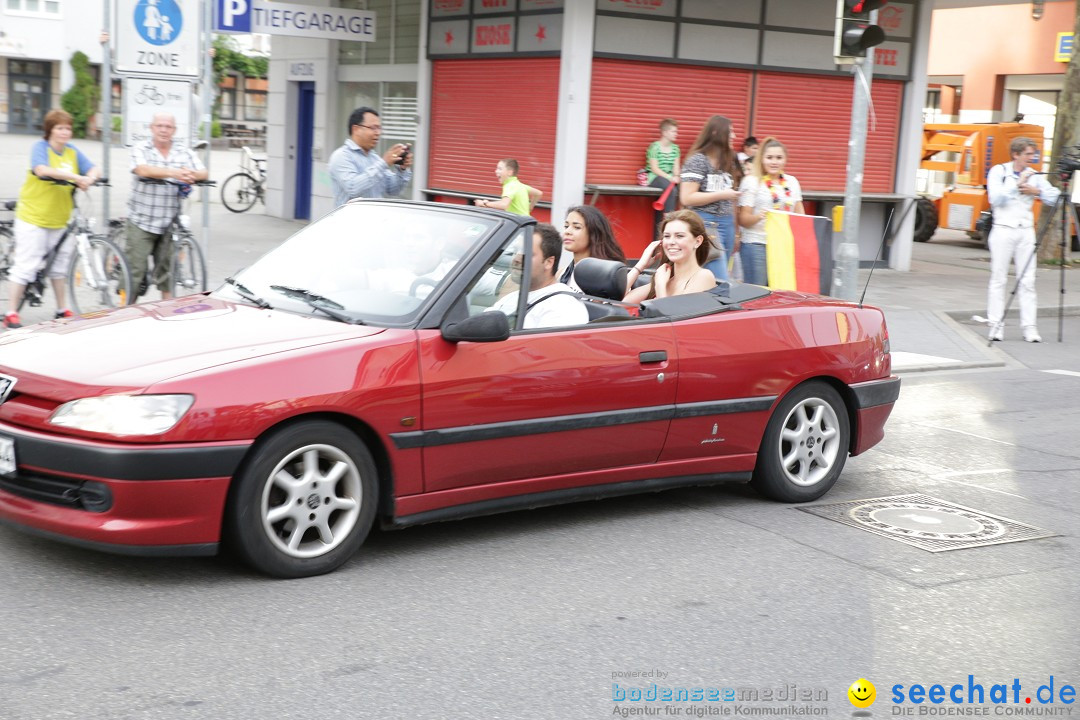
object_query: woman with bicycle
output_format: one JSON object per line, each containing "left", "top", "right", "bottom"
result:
{"left": 126, "top": 112, "right": 207, "bottom": 300}
{"left": 4, "top": 109, "right": 101, "bottom": 329}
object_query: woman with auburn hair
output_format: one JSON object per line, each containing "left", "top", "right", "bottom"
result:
{"left": 737, "top": 136, "right": 805, "bottom": 286}
{"left": 4, "top": 108, "right": 101, "bottom": 329}
{"left": 625, "top": 210, "right": 716, "bottom": 303}
{"left": 679, "top": 114, "right": 742, "bottom": 282}
{"left": 559, "top": 204, "right": 627, "bottom": 291}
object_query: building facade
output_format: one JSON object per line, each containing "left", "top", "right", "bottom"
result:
{"left": 927, "top": 0, "right": 1075, "bottom": 157}
{"left": 267, "top": 0, "right": 933, "bottom": 270}
{"left": 0, "top": 0, "right": 105, "bottom": 134}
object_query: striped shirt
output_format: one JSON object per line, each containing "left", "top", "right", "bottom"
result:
{"left": 128, "top": 141, "right": 204, "bottom": 234}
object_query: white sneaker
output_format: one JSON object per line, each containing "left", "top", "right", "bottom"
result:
{"left": 1023, "top": 327, "right": 1042, "bottom": 343}
{"left": 988, "top": 325, "right": 1004, "bottom": 341}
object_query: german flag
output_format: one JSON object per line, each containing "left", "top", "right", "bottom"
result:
{"left": 764, "top": 211, "right": 833, "bottom": 295}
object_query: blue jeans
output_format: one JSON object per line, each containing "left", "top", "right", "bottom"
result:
{"left": 740, "top": 242, "right": 768, "bottom": 285}
{"left": 694, "top": 210, "right": 734, "bottom": 282}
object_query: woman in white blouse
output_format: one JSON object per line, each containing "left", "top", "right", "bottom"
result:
{"left": 736, "top": 137, "right": 804, "bottom": 286}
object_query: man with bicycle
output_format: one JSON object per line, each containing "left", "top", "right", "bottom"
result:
{"left": 5, "top": 109, "right": 101, "bottom": 329}
{"left": 127, "top": 112, "right": 207, "bottom": 300}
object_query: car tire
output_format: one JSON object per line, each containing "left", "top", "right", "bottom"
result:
{"left": 227, "top": 420, "right": 378, "bottom": 578}
{"left": 913, "top": 197, "right": 938, "bottom": 243}
{"left": 751, "top": 381, "right": 850, "bottom": 503}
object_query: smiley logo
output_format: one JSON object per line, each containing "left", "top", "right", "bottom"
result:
{"left": 848, "top": 678, "right": 876, "bottom": 708}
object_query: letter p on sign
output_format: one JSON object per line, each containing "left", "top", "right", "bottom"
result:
{"left": 216, "top": 0, "right": 251, "bottom": 32}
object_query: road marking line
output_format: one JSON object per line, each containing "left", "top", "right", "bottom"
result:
{"left": 1045, "top": 369, "right": 1080, "bottom": 377}
{"left": 931, "top": 476, "right": 1028, "bottom": 500}
{"left": 911, "top": 422, "right": 1017, "bottom": 447}
{"left": 933, "top": 469, "right": 1012, "bottom": 478}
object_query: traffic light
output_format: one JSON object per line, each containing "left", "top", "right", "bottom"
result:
{"left": 834, "top": 0, "right": 888, "bottom": 63}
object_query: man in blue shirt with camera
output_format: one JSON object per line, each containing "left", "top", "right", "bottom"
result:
{"left": 327, "top": 106, "right": 412, "bottom": 206}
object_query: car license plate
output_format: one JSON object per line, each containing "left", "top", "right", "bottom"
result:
{"left": 0, "top": 436, "right": 15, "bottom": 477}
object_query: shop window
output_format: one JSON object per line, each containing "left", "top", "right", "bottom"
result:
{"left": 245, "top": 90, "right": 267, "bottom": 121}
{"left": 218, "top": 75, "right": 238, "bottom": 120}
{"left": 9, "top": 60, "right": 49, "bottom": 76}
{"left": 5, "top": 0, "right": 61, "bottom": 14}
{"left": 339, "top": 0, "right": 420, "bottom": 65}
{"left": 219, "top": 87, "right": 237, "bottom": 120}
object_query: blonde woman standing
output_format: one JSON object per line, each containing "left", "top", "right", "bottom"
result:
{"left": 736, "top": 137, "right": 804, "bottom": 286}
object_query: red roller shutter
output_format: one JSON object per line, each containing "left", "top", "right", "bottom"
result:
{"left": 587, "top": 59, "right": 753, "bottom": 185}
{"left": 429, "top": 59, "right": 560, "bottom": 196}
{"left": 752, "top": 72, "right": 903, "bottom": 193}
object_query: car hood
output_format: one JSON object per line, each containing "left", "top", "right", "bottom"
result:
{"left": 0, "top": 296, "right": 385, "bottom": 398}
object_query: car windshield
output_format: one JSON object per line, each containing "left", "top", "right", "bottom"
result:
{"left": 219, "top": 203, "right": 499, "bottom": 324}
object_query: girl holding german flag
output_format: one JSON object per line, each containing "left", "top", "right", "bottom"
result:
{"left": 737, "top": 137, "right": 805, "bottom": 286}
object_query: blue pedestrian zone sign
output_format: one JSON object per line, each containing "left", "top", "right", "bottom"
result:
{"left": 135, "top": 0, "right": 183, "bottom": 46}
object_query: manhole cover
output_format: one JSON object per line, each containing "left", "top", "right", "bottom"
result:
{"left": 798, "top": 493, "right": 1056, "bottom": 552}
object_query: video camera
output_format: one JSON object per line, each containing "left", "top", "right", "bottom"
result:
{"left": 1056, "top": 145, "right": 1080, "bottom": 174}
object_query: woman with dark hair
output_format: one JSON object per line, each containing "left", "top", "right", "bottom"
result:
{"left": 624, "top": 210, "right": 716, "bottom": 303}
{"left": 559, "top": 204, "right": 626, "bottom": 290}
{"left": 679, "top": 115, "right": 742, "bottom": 282}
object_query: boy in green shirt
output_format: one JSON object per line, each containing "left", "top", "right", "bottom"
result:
{"left": 474, "top": 158, "right": 542, "bottom": 216}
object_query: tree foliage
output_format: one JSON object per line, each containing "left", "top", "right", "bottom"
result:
{"left": 60, "top": 51, "right": 101, "bottom": 138}
{"left": 212, "top": 35, "right": 269, "bottom": 86}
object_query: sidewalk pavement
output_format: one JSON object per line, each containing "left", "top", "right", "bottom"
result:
{"left": 1, "top": 132, "right": 1075, "bottom": 369}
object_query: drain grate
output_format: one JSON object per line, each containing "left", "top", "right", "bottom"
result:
{"left": 797, "top": 493, "right": 1057, "bottom": 552}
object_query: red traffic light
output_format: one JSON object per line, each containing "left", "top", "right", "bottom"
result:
{"left": 845, "top": 0, "right": 887, "bottom": 15}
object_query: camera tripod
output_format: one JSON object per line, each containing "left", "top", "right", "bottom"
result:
{"left": 988, "top": 168, "right": 1079, "bottom": 345}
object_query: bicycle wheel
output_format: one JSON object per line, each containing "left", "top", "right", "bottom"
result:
{"left": 171, "top": 233, "right": 207, "bottom": 296}
{"left": 67, "top": 235, "right": 133, "bottom": 315}
{"left": 221, "top": 172, "right": 259, "bottom": 213}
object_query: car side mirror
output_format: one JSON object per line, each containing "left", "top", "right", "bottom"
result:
{"left": 441, "top": 312, "right": 511, "bottom": 343}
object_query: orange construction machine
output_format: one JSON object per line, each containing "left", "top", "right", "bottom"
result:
{"left": 914, "top": 122, "right": 1046, "bottom": 245}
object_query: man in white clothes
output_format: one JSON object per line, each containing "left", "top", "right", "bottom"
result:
{"left": 985, "top": 137, "right": 1060, "bottom": 343}
{"left": 491, "top": 223, "right": 588, "bottom": 329}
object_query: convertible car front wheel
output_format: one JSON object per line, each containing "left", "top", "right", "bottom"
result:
{"left": 227, "top": 420, "right": 378, "bottom": 578}
{"left": 751, "top": 381, "right": 850, "bottom": 503}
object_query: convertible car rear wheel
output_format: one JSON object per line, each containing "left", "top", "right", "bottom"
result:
{"left": 227, "top": 421, "right": 378, "bottom": 578}
{"left": 751, "top": 382, "right": 850, "bottom": 503}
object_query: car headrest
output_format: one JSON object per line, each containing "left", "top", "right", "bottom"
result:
{"left": 574, "top": 257, "right": 629, "bottom": 300}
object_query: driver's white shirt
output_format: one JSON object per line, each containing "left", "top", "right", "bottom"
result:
{"left": 491, "top": 282, "right": 588, "bottom": 329}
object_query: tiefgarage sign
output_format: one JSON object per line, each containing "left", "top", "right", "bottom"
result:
{"left": 115, "top": 0, "right": 202, "bottom": 77}
{"left": 215, "top": 0, "right": 375, "bottom": 42}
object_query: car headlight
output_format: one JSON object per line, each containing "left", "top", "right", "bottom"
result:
{"left": 49, "top": 394, "right": 195, "bottom": 436}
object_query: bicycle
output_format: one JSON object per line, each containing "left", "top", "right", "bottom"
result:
{"left": 0, "top": 200, "right": 15, "bottom": 284}
{"left": 0, "top": 179, "right": 133, "bottom": 323}
{"left": 134, "top": 84, "right": 165, "bottom": 105}
{"left": 220, "top": 145, "right": 267, "bottom": 213}
{"left": 115, "top": 178, "right": 214, "bottom": 300}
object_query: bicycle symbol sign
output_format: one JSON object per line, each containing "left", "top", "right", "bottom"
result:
{"left": 134, "top": 0, "right": 183, "bottom": 46}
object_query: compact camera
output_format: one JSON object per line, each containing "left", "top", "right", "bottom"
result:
{"left": 395, "top": 144, "right": 411, "bottom": 166}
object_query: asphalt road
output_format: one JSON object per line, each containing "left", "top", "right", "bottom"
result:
{"left": 0, "top": 348, "right": 1077, "bottom": 719}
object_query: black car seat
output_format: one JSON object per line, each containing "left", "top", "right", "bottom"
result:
{"left": 573, "top": 258, "right": 632, "bottom": 320}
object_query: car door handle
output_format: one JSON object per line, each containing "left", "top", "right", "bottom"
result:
{"left": 639, "top": 351, "right": 667, "bottom": 364}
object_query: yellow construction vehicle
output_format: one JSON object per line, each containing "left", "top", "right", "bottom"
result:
{"left": 914, "top": 122, "right": 1046, "bottom": 245}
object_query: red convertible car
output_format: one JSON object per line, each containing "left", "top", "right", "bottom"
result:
{"left": 0, "top": 201, "right": 899, "bottom": 577}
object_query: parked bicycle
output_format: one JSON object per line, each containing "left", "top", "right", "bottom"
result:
{"left": 111, "top": 178, "right": 214, "bottom": 300}
{"left": 221, "top": 145, "right": 267, "bottom": 213}
{"left": 0, "top": 179, "right": 133, "bottom": 322}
